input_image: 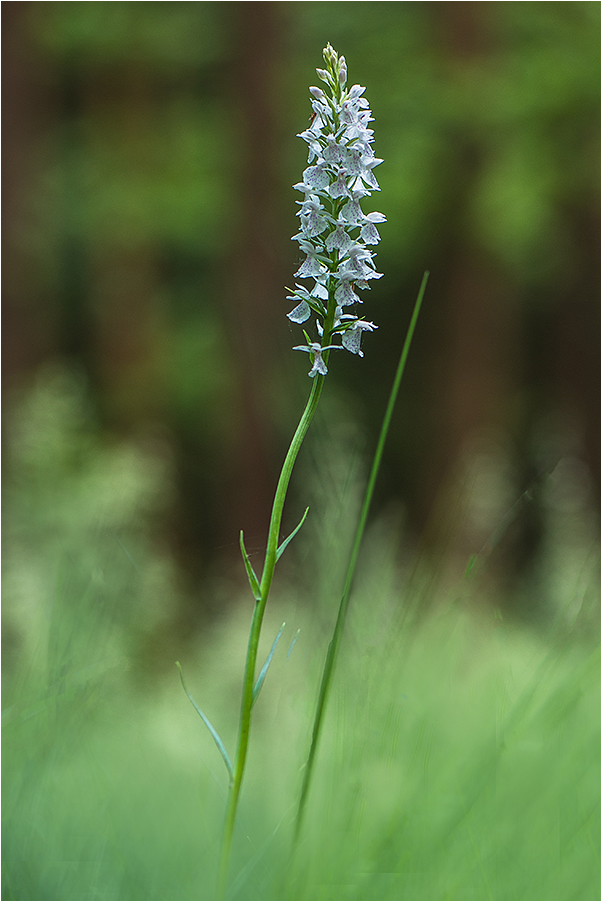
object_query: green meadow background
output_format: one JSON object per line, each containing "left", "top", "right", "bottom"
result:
{"left": 3, "top": 3, "right": 600, "bottom": 900}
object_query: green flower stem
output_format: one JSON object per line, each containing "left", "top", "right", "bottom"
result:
{"left": 218, "top": 371, "right": 326, "bottom": 898}
{"left": 292, "top": 271, "right": 429, "bottom": 851}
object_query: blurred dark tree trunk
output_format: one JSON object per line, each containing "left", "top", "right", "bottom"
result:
{"left": 53, "top": 57, "right": 97, "bottom": 388}
{"left": 553, "top": 203, "right": 601, "bottom": 499}
{"left": 2, "top": 2, "right": 56, "bottom": 394}
{"left": 84, "top": 66, "right": 163, "bottom": 429}
{"left": 419, "top": 3, "right": 520, "bottom": 564}
{"left": 220, "top": 2, "right": 287, "bottom": 555}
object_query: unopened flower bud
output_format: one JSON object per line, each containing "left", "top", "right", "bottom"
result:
{"left": 323, "top": 43, "right": 337, "bottom": 69}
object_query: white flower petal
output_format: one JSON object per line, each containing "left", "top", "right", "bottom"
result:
{"left": 287, "top": 301, "right": 312, "bottom": 324}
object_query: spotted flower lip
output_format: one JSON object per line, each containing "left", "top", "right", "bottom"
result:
{"left": 287, "top": 44, "right": 384, "bottom": 375}
{"left": 317, "top": 309, "right": 377, "bottom": 359}
{"left": 340, "top": 319, "right": 377, "bottom": 357}
{"left": 293, "top": 341, "right": 341, "bottom": 377}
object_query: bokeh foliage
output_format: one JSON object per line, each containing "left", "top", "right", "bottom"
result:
{"left": 4, "top": 1, "right": 599, "bottom": 581}
{"left": 2, "top": 403, "right": 599, "bottom": 898}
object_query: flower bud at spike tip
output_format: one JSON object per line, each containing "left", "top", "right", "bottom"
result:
{"left": 323, "top": 43, "right": 337, "bottom": 68}
{"left": 287, "top": 46, "right": 384, "bottom": 375}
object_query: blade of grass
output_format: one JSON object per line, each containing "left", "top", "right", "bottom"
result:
{"left": 252, "top": 622, "right": 286, "bottom": 706}
{"left": 292, "top": 271, "right": 429, "bottom": 848}
{"left": 287, "top": 628, "right": 301, "bottom": 662}
{"left": 276, "top": 507, "right": 310, "bottom": 561}
{"left": 240, "top": 531, "right": 261, "bottom": 601}
{"left": 176, "top": 662, "right": 233, "bottom": 781}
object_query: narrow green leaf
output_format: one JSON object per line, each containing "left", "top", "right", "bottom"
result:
{"left": 252, "top": 622, "right": 286, "bottom": 706}
{"left": 240, "top": 530, "right": 261, "bottom": 601}
{"left": 293, "top": 271, "right": 429, "bottom": 848}
{"left": 464, "top": 554, "right": 477, "bottom": 577}
{"left": 276, "top": 507, "right": 310, "bottom": 562}
{"left": 176, "top": 662, "right": 233, "bottom": 780}
{"left": 287, "top": 628, "right": 301, "bottom": 662}
{"left": 306, "top": 298, "right": 327, "bottom": 317}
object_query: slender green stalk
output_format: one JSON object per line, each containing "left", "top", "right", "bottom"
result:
{"left": 216, "top": 43, "right": 388, "bottom": 897}
{"left": 218, "top": 373, "right": 326, "bottom": 898}
{"left": 292, "top": 271, "right": 429, "bottom": 849}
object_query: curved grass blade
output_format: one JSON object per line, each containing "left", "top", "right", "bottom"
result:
{"left": 176, "top": 662, "right": 233, "bottom": 781}
{"left": 276, "top": 507, "right": 309, "bottom": 562}
{"left": 240, "top": 531, "right": 261, "bottom": 601}
{"left": 252, "top": 622, "right": 286, "bottom": 706}
{"left": 287, "top": 628, "right": 301, "bottom": 662}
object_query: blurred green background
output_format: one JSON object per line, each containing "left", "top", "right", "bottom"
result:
{"left": 4, "top": 0, "right": 599, "bottom": 583}
{"left": 2, "top": 3, "right": 600, "bottom": 900}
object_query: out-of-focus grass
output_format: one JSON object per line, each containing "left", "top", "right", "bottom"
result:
{"left": 2, "top": 372, "right": 600, "bottom": 901}
{"left": 3, "top": 596, "right": 599, "bottom": 901}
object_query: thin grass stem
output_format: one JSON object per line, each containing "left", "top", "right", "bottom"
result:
{"left": 292, "top": 271, "right": 429, "bottom": 851}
